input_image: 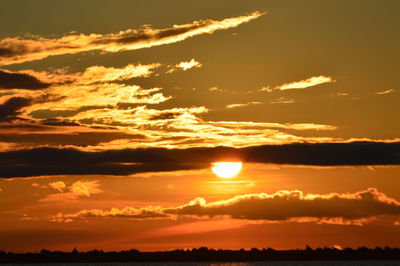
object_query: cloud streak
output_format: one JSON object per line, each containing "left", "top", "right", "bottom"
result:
{"left": 226, "top": 102, "right": 262, "bottom": 109}
{"left": 0, "top": 12, "right": 263, "bottom": 66}
{"left": 16, "top": 63, "right": 161, "bottom": 85}
{"left": 267, "top": 76, "right": 334, "bottom": 92}
{"left": 375, "top": 89, "right": 395, "bottom": 95}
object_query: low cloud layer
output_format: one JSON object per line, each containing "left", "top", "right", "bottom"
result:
{"left": 167, "top": 188, "right": 400, "bottom": 221}
{"left": 0, "top": 12, "right": 263, "bottom": 66}
{"left": 0, "top": 141, "right": 399, "bottom": 178}
{"left": 52, "top": 188, "right": 400, "bottom": 226}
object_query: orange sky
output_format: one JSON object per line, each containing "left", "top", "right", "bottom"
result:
{"left": 0, "top": 0, "right": 399, "bottom": 252}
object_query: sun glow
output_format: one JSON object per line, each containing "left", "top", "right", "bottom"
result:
{"left": 211, "top": 162, "right": 243, "bottom": 178}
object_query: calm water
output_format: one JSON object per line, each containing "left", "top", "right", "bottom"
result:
{"left": 5, "top": 261, "right": 400, "bottom": 266}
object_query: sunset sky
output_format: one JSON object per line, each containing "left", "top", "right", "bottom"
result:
{"left": 1, "top": 0, "right": 400, "bottom": 252}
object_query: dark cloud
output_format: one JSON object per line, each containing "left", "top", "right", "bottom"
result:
{"left": 40, "top": 119, "right": 81, "bottom": 127}
{"left": 0, "top": 47, "right": 14, "bottom": 57}
{"left": 0, "top": 141, "right": 399, "bottom": 178}
{"left": 0, "top": 122, "right": 49, "bottom": 131}
{"left": 0, "top": 97, "right": 31, "bottom": 122}
{"left": 243, "top": 142, "right": 400, "bottom": 165}
{"left": 149, "top": 112, "right": 179, "bottom": 121}
{"left": 0, "top": 70, "right": 49, "bottom": 89}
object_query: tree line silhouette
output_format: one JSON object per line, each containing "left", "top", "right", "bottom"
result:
{"left": 1, "top": 246, "right": 400, "bottom": 263}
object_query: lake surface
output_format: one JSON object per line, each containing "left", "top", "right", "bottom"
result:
{"left": 5, "top": 261, "right": 400, "bottom": 266}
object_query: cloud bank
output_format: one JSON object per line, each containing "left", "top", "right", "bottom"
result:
{"left": 52, "top": 188, "right": 400, "bottom": 226}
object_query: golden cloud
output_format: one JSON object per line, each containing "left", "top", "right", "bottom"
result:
{"left": 70, "top": 180, "right": 102, "bottom": 197}
{"left": 48, "top": 181, "right": 66, "bottom": 192}
{"left": 167, "top": 59, "right": 203, "bottom": 73}
{"left": 68, "top": 105, "right": 342, "bottom": 149}
{"left": 25, "top": 84, "right": 170, "bottom": 112}
{"left": 39, "top": 180, "right": 102, "bottom": 203}
{"left": 273, "top": 76, "right": 334, "bottom": 91}
{"left": 1, "top": 63, "right": 169, "bottom": 114}
{"left": 9, "top": 63, "right": 160, "bottom": 86}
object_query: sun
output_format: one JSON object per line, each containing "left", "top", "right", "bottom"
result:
{"left": 211, "top": 162, "right": 243, "bottom": 178}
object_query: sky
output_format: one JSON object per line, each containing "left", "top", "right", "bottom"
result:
{"left": 0, "top": 0, "right": 400, "bottom": 252}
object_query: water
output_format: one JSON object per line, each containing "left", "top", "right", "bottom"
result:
{"left": 5, "top": 261, "right": 400, "bottom": 266}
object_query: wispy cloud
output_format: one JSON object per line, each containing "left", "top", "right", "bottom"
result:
{"left": 54, "top": 206, "right": 167, "bottom": 221}
{"left": 0, "top": 68, "right": 343, "bottom": 151}
{"left": 26, "top": 84, "right": 170, "bottom": 112}
{"left": 208, "top": 121, "right": 337, "bottom": 131}
{"left": 0, "top": 63, "right": 169, "bottom": 113}
{"left": 208, "top": 86, "right": 223, "bottom": 92}
{"left": 8, "top": 63, "right": 161, "bottom": 86}
{"left": 0, "top": 12, "right": 264, "bottom": 66}
{"left": 65, "top": 105, "right": 343, "bottom": 149}
{"left": 226, "top": 101, "right": 262, "bottom": 109}
{"left": 0, "top": 103, "right": 345, "bottom": 151}
{"left": 270, "top": 97, "right": 296, "bottom": 104}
